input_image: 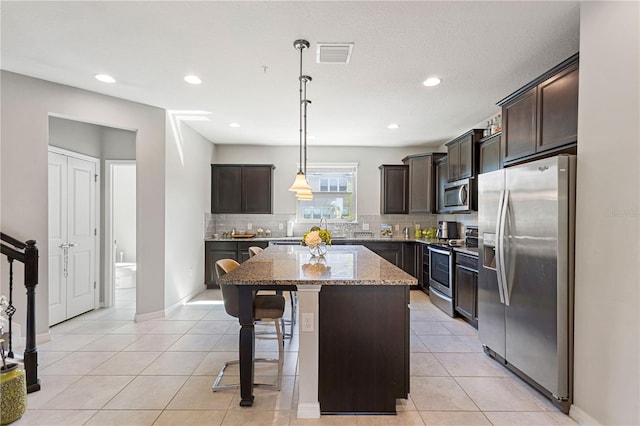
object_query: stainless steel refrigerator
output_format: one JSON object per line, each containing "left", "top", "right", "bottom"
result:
{"left": 478, "top": 154, "right": 575, "bottom": 413}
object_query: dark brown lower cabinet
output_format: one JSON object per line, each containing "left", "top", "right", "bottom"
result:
{"left": 454, "top": 253, "right": 479, "bottom": 328}
{"left": 319, "top": 285, "right": 409, "bottom": 414}
{"left": 205, "top": 241, "right": 269, "bottom": 288}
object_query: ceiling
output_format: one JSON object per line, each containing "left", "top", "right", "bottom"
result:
{"left": 1, "top": 1, "right": 580, "bottom": 148}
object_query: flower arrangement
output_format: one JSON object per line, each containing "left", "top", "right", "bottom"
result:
{"left": 301, "top": 226, "right": 332, "bottom": 248}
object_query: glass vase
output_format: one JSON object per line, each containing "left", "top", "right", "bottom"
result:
{"left": 309, "top": 242, "right": 327, "bottom": 257}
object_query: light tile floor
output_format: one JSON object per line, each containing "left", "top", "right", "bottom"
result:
{"left": 10, "top": 289, "right": 577, "bottom": 425}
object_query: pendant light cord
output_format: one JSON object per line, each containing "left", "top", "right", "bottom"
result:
{"left": 302, "top": 77, "right": 311, "bottom": 175}
{"left": 298, "top": 43, "right": 304, "bottom": 174}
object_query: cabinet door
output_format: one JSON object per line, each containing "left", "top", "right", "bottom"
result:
{"left": 402, "top": 243, "right": 416, "bottom": 278}
{"left": 408, "top": 155, "right": 435, "bottom": 214}
{"left": 538, "top": 63, "right": 579, "bottom": 152}
{"left": 237, "top": 241, "right": 269, "bottom": 263}
{"left": 242, "top": 166, "right": 273, "bottom": 214}
{"left": 380, "top": 165, "right": 409, "bottom": 214}
{"left": 454, "top": 265, "right": 477, "bottom": 327}
{"left": 447, "top": 142, "right": 460, "bottom": 181}
{"left": 479, "top": 134, "right": 502, "bottom": 174}
{"left": 364, "top": 242, "right": 402, "bottom": 267}
{"left": 211, "top": 166, "right": 242, "bottom": 213}
{"left": 205, "top": 242, "right": 239, "bottom": 288}
{"left": 422, "top": 248, "right": 430, "bottom": 293}
{"left": 436, "top": 158, "right": 448, "bottom": 212}
{"left": 502, "top": 87, "right": 537, "bottom": 163}
{"left": 458, "top": 135, "right": 474, "bottom": 179}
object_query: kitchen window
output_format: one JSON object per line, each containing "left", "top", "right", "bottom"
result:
{"left": 297, "top": 163, "right": 357, "bottom": 222}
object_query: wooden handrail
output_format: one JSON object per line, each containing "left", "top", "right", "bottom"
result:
{"left": 0, "top": 233, "right": 40, "bottom": 393}
{"left": 1, "top": 244, "right": 25, "bottom": 263}
{"left": 1, "top": 232, "right": 27, "bottom": 250}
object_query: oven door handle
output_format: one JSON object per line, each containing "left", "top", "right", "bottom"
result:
{"left": 428, "top": 247, "right": 451, "bottom": 256}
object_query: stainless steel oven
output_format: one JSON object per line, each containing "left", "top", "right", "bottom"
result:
{"left": 428, "top": 245, "right": 454, "bottom": 317}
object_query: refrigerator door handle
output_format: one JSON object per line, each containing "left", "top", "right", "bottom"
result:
{"left": 495, "top": 190, "right": 506, "bottom": 304}
{"left": 498, "top": 189, "right": 511, "bottom": 306}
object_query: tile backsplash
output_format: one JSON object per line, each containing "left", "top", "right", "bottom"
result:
{"left": 205, "top": 212, "right": 478, "bottom": 239}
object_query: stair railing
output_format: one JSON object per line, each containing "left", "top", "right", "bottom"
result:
{"left": 0, "top": 232, "right": 41, "bottom": 392}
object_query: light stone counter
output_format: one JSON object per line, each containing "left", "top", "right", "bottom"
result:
{"left": 218, "top": 244, "right": 417, "bottom": 286}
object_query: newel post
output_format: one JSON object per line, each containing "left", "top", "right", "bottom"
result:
{"left": 23, "top": 240, "right": 40, "bottom": 393}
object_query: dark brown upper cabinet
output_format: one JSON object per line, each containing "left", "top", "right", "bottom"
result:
{"left": 211, "top": 164, "right": 274, "bottom": 214}
{"left": 479, "top": 133, "right": 502, "bottom": 174}
{"left": 435, "top": 156, "right": 448, "bottom": 213}
{"left": 379, "top": 165, "right": 409, "bottom": 214}
{"left": 446, "top": 129, "right": 484, "bottom": 182}
{"left": 402, "top": 153, "right": 446, "bottom": 214}
{"left": 499, "top": 54, "right": 579, "bottom": 165}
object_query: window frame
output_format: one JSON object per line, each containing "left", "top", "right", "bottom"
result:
{"left": 296, "top": 162, "right": 358, "bottom": 224}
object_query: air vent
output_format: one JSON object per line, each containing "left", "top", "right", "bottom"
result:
{"left": 316, "top": 42, "right": 354, "bottom": 64}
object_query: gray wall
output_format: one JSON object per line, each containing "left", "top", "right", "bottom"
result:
{"left": 572, "top": 2, "right": 639, "bottom": 425}
{"left": 1, "top": 71, "right": 166, "bottom": 334}
{"left": 163, "top": 120, "right": 213, "bottom": 307}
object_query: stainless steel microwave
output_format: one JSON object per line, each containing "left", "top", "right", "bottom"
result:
{"left": 443, "top": 178, "right": 475, "bottom": 212}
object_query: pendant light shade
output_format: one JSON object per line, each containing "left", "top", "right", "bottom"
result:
{"left": 288, "top": 172, "right": 312, "bottom": 192}
{"left": 290, "top": 39, "right": 313, "bottom": 200}
{"left": 296, "top": 187, "right": 313, "bottom": 200}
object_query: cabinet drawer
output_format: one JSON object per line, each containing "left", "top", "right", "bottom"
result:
{"left": 455, "top": 253, "right": 478, "bottom": 270}
{"left": 206, "top": 241, "right": 237, "bottom": 251}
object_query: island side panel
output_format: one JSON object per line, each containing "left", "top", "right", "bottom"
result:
{"left": 318, "top": 285, "right": 410, "bottom": 414}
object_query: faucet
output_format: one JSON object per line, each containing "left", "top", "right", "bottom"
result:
{"left": 319, "top": 217, "right": 327, "bottom": 231}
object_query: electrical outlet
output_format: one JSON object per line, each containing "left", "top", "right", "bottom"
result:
{"left": 247, "top": 223, "right": 252, "bottom": 230}
{"left": 301, "top": 313, "right": 314, "bottom": 332}
{"left": 279, "top": 223, "right": 284, "bottom": 230}
{"left": 395, "top": 224, "right": 400, "bottom": 231}
{"left": 362, "top": 223, "right": 369, "bottom": 231}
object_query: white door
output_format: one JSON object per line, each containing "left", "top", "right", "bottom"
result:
{"left": 48, "top": 151, "right": 97, "bottom": 325}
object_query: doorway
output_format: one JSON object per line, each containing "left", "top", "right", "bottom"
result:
{"left": 105, "top": 161, "right": 136, "bottom": 309}
{"left": 48, "top": 147, "right": 100, "bottom": 326}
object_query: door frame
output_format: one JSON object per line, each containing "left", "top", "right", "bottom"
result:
{"left": 48, "top": 146, "right": 101, "bottom": 314}
{"left": 104, "top": 160, "right": 136, "bottom": 308}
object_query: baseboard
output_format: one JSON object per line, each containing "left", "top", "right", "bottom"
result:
{"left": 134, "top": 309, "right": 165, "bottom": 322}
{"left": 135, "top": 287, "right": 205, "bottom": 322}
{"left": 297, "top": 402, "right": 321, "bottom": 419}
{"left": 570, "top": 404, "right": 602, "bottom": 425}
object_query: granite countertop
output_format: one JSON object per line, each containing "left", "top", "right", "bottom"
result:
{"left": 453, "top": 246, "right": 479, "bottom": 257}
{"left": 218, "top": 244, "right": 417, "bottom": 286}
{"left": 206, "top": 235, "right": 480, "bottom": 256}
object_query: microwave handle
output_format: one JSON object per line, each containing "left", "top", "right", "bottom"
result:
{"left": 458, "top": 185, "right": 467, "bottom": 205}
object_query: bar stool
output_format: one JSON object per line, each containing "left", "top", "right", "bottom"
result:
{"left": 248, "top": 246, "right": 297, "bottom": 339}
{"left": 212, "top": 259, "right": 284, "bottom": 391}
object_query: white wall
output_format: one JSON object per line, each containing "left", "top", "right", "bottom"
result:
{"left": 214, "top": 145, "right": 438, "bottom": 216}
{"left": 113, "top": 165, "right": 136, "bottom": 263}
{"left": 164, "top": 119, "right": 213, "bottom": 309}
{"left": 572, "top": 2, "right": 640, "bottom": 425}
{"left": 0, "top": 71, "right": 167, "bottom": 334}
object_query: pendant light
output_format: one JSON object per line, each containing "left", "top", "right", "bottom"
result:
{"left": 288, "top": 39, "right": 313, "bottom": 200}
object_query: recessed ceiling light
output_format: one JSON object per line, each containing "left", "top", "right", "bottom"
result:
{"left": 95, "top": 73, "right": 116, "bottom": 83}
{"left": 184, "top": 75, "right": 202, "bottom": 85}
{"left": 423, "top": 77, "right": 441, "bottom": 87}
{"left": 387, "top": 123, "right": 400, "bottom": 129}
{"left": 229, "top": 122, "right": 240, "bottom": 128}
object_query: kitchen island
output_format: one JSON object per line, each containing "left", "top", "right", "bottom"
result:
{"left": 218, "top": 244, "right": 416, "bottom": 418}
